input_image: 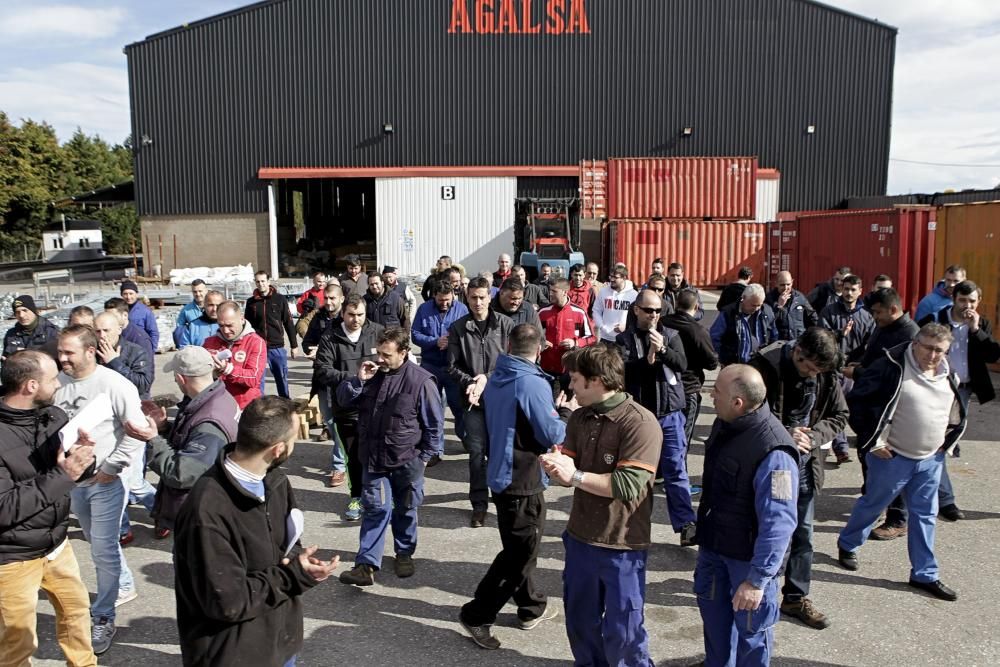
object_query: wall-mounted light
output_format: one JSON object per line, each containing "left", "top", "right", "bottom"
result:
{"left": 141, "top": 134, "right": 154, "bottom": 146}
{"left": 682, "top": 127, "right": 694, "bottom": 136}
{"left": 383, "top": 123, "right": 394, "bottom": 135}
{"left": 806, "top": 125, "right": 816, "bottom": 134}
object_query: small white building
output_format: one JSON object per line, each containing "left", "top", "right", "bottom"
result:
{"left": 42, "top": 219, "right": 104, "bottom": 262}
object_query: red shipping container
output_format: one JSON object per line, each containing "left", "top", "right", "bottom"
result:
{"left": 579, "top": 159, "right": 608, "bottom": 219}
{"left": 794, "top": 207, "right": 937, "bottom": 316}
{"left": 766, "top": 219, "right": 799, "bottom": 289}
{"left": 604, "top": 220, "right": 768, "bottom": 288}
{"left": 608, "top": 157, "right": 758, "bottom": 220}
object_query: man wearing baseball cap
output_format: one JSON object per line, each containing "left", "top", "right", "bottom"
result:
{"left": 118, "top": 281, "right": 159, "bottom": 353}
{"left": 136, "top": 347, "right": 239, "bottom": 539}
{"left": 2, "top": 295, "right": 60, "bottom": 361}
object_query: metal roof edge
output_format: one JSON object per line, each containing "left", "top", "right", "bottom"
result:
{"left": 798, "top": 0, "right": 899, "bottom": 33}
{"left": 258, "top": 166, "right": 580, "bottom": 179}
{"left": 125, "top": 0, "right": 291, "bottom": 50}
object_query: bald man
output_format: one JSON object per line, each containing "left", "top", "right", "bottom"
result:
{"left": 766, "top": 272, "right": 818, "bottom": 341}
{"left": 94, "top": 311, "right": 153, "bottom": 399}
{"left": 694, "top": 364, "right": 799, "bottom": 667}
{"left": 492, "top": 254, "right": 512, "bottom": 289}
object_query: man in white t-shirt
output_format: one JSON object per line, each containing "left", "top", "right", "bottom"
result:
{"left": 592, "top": 266, "right": 638, "bottom": 343}
{"left": 54, "top": 325, "right": 157, "bottom": 655}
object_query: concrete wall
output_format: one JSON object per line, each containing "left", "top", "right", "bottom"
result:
{"left": 140, "top": 214, "right": 269, "bottom": 276}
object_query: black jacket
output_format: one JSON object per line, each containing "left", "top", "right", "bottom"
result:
{"left": 663, "top": 281, "right": 704, "bottom": 320}
{"left": 819, "top": 300, "right": 876, "bottom": 362}
{"left": 808, "top": 280, "right": 840, "bottom": 313}
{"left": 766, "top": 288, "right": 818, "bottom": 341}
{"left": 617, "top": 324, "right": 688, "bottom": 416}
{"left": 2, "top": 317, "right": 60, "bottom": 360}
{"left": 712, "top": 302, "right": 778, "bottom": 366}
{"left": 447, "top": 311, "right": 514, "bottom": 406}
{"left": 490, "top": 295, "right": 542, "bottom": 330}
{"left": 662, "top": 312, "right": 719, "bottom": 394}
{"left": 750, "top": 341, "right": 849, "bottom": 491}
{"left": 918, "top": 308, "right": 1000, "bottom": 404}
{"left": 245, "top": 287, "right": 298, "bottom": 350}
{"left": 301, "top": 308, "right": 338, "bottom": 356}
{"left": 849, "top": 343, "right": 967, "bottom": 454}
{"left": 0, "top": 402, "right": 77, "bottom": 564}
{"left": 717, "top": 281, "right": 748, "bottom": 311}
{"left": 364, "top": 290, "right": 409, "bottom": 330}
{"left": 858, "top": 314, "right": 919, "bottom": 372}
{"left": 173, "top": 451, "right": 318, "bottom": 667}
{"left": 102, "top": 338, "right": 153, "bottom": 399}
{"left": 312, "top": 320, "right": 384, "bottom": 417}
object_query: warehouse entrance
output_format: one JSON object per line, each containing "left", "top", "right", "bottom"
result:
{"left": 272, "top": 178, "right": 376, "bottom": 276}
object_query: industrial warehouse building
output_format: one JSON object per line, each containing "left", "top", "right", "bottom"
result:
{"left": 125, "top": 0, "right": 896, "bottom": 278}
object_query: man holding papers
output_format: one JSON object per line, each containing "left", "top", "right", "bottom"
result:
{"left": 53, "top": 324, "right": 158, "bottom": 656}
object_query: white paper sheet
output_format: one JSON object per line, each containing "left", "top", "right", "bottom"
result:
{"left": 283, "top": 508, "right": 305, "bottom": 557}
{"left": 58, "top": 393, "right": 112, "bottom": 452}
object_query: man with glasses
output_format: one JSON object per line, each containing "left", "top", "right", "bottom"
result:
{"left": 585, "top": 262, "right": 603, "bottom": 292}
{"left": 711, "top": 284, "right": 778, "bottom": 366}
{"left": 617, "top": 290, "right": 696, "bottom": 546}
{"left": 767, "top": 271, "right": 817, "bottom": 341}
{"left": 838, "top": 324, "right": 966, "bottom": 602}
{"left": 750, "top": 327, "right": 847, "bottom": 630}
{"left": 593, "top": 266, "right": 638, "bottom": 345}
{"left": 915, "top": 264, "right": 967, "bottom": 323}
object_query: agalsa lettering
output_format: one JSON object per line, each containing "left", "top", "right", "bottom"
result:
{"left": 448, "top": 0, "right": 591, "bottom": 34}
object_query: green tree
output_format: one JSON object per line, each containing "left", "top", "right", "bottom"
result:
{"left": 92, "top": 204, "right": 140, "bottom": 255}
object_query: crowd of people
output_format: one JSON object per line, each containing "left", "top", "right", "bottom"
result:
{"left": 0, "top": 252, "right": 994, "bottom": 666}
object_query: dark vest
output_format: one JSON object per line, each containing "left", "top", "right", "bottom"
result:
{"left": 154, "top": 381, "right": 240, "bottom": 527}
{"left": 357, "top": 361, "right": 432, "bottom": 471}
{"left": 696, "top": 406, "right": 799, "bottom": 561}
{"left": 365, "top": 290, "right": 403, "bottom": 328}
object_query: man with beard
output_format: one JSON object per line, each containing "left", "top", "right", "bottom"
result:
{"left": 808, "top": 266, "right": 852, "bottom": 313}
{"left": 663, "top": 263, "right": 704, "bottom": 320}
{"left": 382, "top": 265, "right": 416, "bottom": 317}
{"left": 203, "top": 302, "right": 268, "bottom": 410}
{"left": 412, "top": 280, "right": 469, "bottom": 443}
{"left": 339, "top": 254, "right": 366, "bottom": 299}
{"left": 173, "top": 396, "right": 340, "bottom": 665}
{"left": 567, "top": 264, "right": 596, "bottom": 316}
{"left": 176, "top": 290, "right": 224, "bottom": 349}
{"left": 337, "top": 328, "right": 444, "bottom": 586}
{"left": 173, "top": 279, "right": 208, "bottom": 348}
{"left": 491, "top": 278, "right": 542, "bottom": 329}
{"left": 2, "top": 295, "right": 60, "bottom": 361}
{"left": 364, "top": 271, "right": 409, "bottom": 331}
{"left": 512, "top": 264, "right": 549, "bottom": 309}
{"left": 0, "top": 350, "right": 98, "bottom": 666}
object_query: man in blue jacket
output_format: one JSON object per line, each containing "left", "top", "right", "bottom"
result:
{"left": 119, "top": 281, "right": 159, "bottom": 353}
{"left": 172, "top": 279, "right": 207, "bottom": 348}
{"left": 411, "top": 279, "right": 469, "bottom": 441}
{"left": 710, "top": 284, "right": 778, "bottom": 365}
{"left": 694, "top": 364, "right": 799, "bottom": 667}
{"left": 915, "top": 264, "right": 966, "bottom": 322}
{"left": 459, "top": 324, "right": 568, "bottom": 650}
{"left": 175, "top": 289, "right": 222, "bottom": 349}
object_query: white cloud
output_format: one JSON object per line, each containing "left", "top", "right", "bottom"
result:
{"left": 0, "top": 4, "right": 126, "bottom": 42}
{"left": 0, "top": 62, "right": 130, "bottom": 143}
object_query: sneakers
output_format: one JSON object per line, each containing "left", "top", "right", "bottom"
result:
{"left": 154, "top": 527, "right": 172, "bottom": 540}
{"left": 689, "top": 484, "right": 703, "bottom": 496}
{"left": 91, "top": 616, "right": 117, "bottom": 655}
{"left": 835, "top": 451, "right": 853, "bottom": 464}
{"left": 679, "top": 522, "right": 697, "bottom": 547}
{"left": 870, "top": 520, "right": 907, "bottom": 541}
{"left": 470, "top": 510, "right": 487, "bottom": 528}
{"left": 118, "top": 531, "right": 134, "bottom": 547}
{"left": 394, "top": 554, "right": 415, "bottom": 578}
{"left": 780, "top": 597, "right": 830, "bottom": 629}
{"left": 837, "top": 547, "right": 859, "bottom": 571}
{"left": 460, "top": 616, "right": 501, "bottom": 650}
{"left": 908, "top": 578, "right": 958, "bottom": 601}
{"left": 518, "top": 605, "right": 559, "bottom": 631}
{"left": 339, "top": 563, "right": 376, "bottom": 586}
{"left": 344, "top": 498, "right": 362, "bottom": 521}
{"left": 425, "top": 454, "right": 442, "bottom": 468}
{"left": 115, "top": 588, "right": 138, "bottom": 608}
{"left": 939, "top": 503, "right": 965, "bottom": 521}
{"left": 328, "top": 471, "right": 346, "bottom": 488}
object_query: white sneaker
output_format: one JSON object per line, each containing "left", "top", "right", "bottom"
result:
{"left": 115, "top": 588, "right": 137, "bottom": 607}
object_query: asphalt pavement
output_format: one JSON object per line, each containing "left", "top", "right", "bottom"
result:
{"left": 31, "top": 294, "right": 1000, "bottom": 666}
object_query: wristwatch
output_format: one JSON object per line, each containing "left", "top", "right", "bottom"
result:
{"left": 570, "top": 469, "right": 585, "bottom": 488}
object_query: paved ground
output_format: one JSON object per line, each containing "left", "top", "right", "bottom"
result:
{"left": 31, "top": 295, "right": 1000, "bottom": 666}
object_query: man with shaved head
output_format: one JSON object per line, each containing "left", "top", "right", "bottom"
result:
{"left": 694, "top": 364, "right": 799, "bottom": 667}
{"left": 203, "top": 301, "right": 267, "bottom": 409}
{"left": 94, "top": 311, "right": 152, "bottom": 399}
{"left": 492, "top": 253, "right": 513, "bottom": 289}
{"left": 766, "top": 271, "right": 818, "bottom": 341}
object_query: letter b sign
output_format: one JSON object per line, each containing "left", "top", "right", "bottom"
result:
{"left": 441, "top": 185, "right": 456, "bottom": 201}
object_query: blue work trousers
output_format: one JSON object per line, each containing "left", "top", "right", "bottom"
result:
{"left": 562, "top": 532, "right": 652, "bottom": 667}
{"left": 838, "top": 451, "right": 944, "bottom": 583}
{"left": 694, "top": 548, "right": 778, "bottom": 667}
{"left": 462, "top": 408, "right": 489, "bottom": 512}
{"left": 356, "top": 457, "right": 425, "bottom": 570}
{"left": 659, "top": 412, "right": 696, "bottom": 532}
{"left": 422, "top": 362, "right": 465, "bottom": 440}
{"left": 71, "top": 478, "right": 134, "bottom": 622}
{"left": 781, "top": 460, "right": 815, "bottom": 601}
{"left": 260, "top": 347, "right": 290, "bottom": 398}
{"left": 318, "top": 388, "right": 346, "bottom": 472}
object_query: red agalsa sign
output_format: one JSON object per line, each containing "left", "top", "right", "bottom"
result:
{"left": 448, "top": 0, "right": 591, "bottom": 34}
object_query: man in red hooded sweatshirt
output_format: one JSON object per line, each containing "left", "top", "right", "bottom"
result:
{"left": 567, "top": 264, "right": 596, "bottom": 317}
{"left": 203, "top": 301, "right": 267, "bottom": 409}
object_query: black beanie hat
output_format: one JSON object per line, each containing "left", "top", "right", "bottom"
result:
{"left": 13, "top": 295, "right": 38, "bottom": 315}
{"left": 120, "top": 280, "right": 139, "bottom": 294}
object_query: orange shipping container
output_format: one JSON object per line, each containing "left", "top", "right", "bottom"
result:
{"left": 604, "top": 220, "right": 768, "bottom": 288}
{"left": 935, "top": 201, "right": 1000, "bottom": 323}
{"left": 608, "top": 157, "right": 757, "bottom": 220}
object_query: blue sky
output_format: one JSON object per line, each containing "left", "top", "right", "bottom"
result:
{"left": 1, "top": 0, "right": 998, "bottom": 195}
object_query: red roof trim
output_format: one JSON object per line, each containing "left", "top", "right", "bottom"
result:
{"left": 258, "top": 165, "right": 579, "bottom": 179}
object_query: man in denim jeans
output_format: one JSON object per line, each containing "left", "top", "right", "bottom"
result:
{"left": 54, "top": 325, "right": 158, "bottom": 655}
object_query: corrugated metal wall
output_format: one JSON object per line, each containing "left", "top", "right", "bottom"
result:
{"left": 375, "top": 177, "right": 517, "bottom": 277}
{"left": 127, "top": 0, "right": 896, "bottom": 217}
{"left": 517, "top": 176, "right": 579, "bottom": 200}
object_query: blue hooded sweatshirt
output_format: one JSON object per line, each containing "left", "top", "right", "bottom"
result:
{"left": 173, "top": 300, "right": 204, "bottom": 347}
{"left": 484, "top": 354, "right": 566, "bottom": 495}
{"left": 411, "top": 299, "right": 469, "bottom": 368}
{"left": 914, "top": 280, "right": 952, "bottom": 323}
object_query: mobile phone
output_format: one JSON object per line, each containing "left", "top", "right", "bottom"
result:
{"left": 216, "top": 349, "right": 232, "bottom": 361}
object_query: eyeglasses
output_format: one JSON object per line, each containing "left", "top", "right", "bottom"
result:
{"left": 637, "top": 306, "right": 662, "bottom": 315}
{"left": 916, "top": 341, "right": 949, "bottom": 355}
{"left": 649, "top": 286, "right": 665, "bottom": 293}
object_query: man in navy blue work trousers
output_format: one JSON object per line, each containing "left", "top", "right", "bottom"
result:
{"left": 540, "top": 345, "right": 663, "bottom": 666}
{"left": 694, "top": 365, "right": 799, "bottom": 667}
{"left": 336, "top": 327, "right": 444, "bottom": 586}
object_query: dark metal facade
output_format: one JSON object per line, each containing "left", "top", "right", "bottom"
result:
{"left": 126, "top": 0, "right": 896, "bottom": 216}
